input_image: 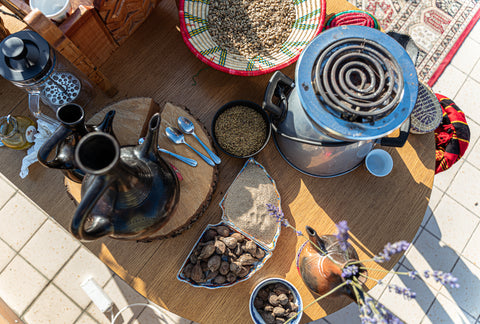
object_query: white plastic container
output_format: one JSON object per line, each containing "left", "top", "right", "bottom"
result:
{"left": 30, "top": 0, "right": 71, "bottom": 23}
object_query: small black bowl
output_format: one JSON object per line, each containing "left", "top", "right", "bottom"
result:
{"left": 211, "top": 100, "right": 271, "bottom": 159}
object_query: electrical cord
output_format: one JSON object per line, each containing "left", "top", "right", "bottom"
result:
{"left": 110, "top": 303, "right": 169, "bottom": 324}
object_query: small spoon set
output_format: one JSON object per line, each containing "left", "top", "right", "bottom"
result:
{"left": 164, "top": 116, "right": 221, "bottom": 167}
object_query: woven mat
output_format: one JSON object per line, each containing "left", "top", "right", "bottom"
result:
{"left": 347, "top": 0, "right": 480, "bottom": 86}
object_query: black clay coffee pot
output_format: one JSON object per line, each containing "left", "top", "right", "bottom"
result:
{"left": 70, "top": 113, "right": 180, "bottom": 241}
{"left": 37, "top": 103, "right": 116, "bottom": 183}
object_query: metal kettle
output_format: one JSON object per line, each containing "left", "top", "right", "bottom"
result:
{"left": 0, "top": 30, "right": 94, "bottom": 125}
{"left": 70, "top": 113, "right": 180, "bottom": 241}
{"left": 263, "top": 26, "right": 418, "bottom": 177}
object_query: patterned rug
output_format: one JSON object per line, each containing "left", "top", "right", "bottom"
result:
{"left": 346, "top": 0, "right": 480, "bottom": 86}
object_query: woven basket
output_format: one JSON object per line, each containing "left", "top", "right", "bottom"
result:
{"left": 179, "top": 0, "right": 326, "bottom": 76}
{"left": 410, "top": 81, "right": 442, "bottom": 134}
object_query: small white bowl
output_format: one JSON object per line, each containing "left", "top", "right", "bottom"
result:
{"left": 365, "top": 149, "right": 393, "bottom": 177}
{"left": 249, "top": 278, "right": 303, "bottom": 324}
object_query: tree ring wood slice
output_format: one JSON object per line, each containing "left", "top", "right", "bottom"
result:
{"left": 65, "top": 99, "right": 218, "bottom": 241}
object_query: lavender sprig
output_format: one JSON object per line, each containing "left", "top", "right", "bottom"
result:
{"left": 335, "top": 220, "right": 350, "bottom": 251}
{"left": 342, "top": 264, "right": 359, "bottom": 279}
{"left": 424, "top": 270, "right": 460, "bottom": 288}
{"left": 358, "top": 295, "right": 404, "bottom": 324}
{"left": 389, "top": 284, "right": 416, "bottom": 300}
{"left": 266, "top": 204, "right": 302, "bottom": 236}
{"left": 373, "top": 241, "right": 410, "bottom": 262}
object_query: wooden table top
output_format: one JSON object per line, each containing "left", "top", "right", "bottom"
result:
{"left": 0, "top": 0, "right": 435, "bottom": 323}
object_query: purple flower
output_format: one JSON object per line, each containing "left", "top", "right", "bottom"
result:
{"left": 424, "top": 270, "right": 460, "bottom": 288}
{"left": 335, "top": 220, "right": 350, "bottom": 251}
{"left": 408, "top": 271, "right": 419, "bottom": 280}
{"left": 266, "top": 204, "right": 289, "bottom": 227}
{"left": 373, "top": 241, "right": 410, "bottom": 262}
{"left": 342, "top": 264, "right": 359, "bottom": 279}
{"left": 359, "top": 297, "right": 404, "bottom": 323}
{"left": 387, "top": 284, "right": 416, "bottom": 300}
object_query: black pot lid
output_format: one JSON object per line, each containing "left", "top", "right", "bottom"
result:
{"left": 296, "top": 25, "right": 418, "bottom": 141}
{"left": 0, "top": 30, "right": 52, "bottom": 82}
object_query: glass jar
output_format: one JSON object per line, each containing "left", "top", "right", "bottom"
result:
{"left": 0, "top": 116, "right": 37, "bottom": 150}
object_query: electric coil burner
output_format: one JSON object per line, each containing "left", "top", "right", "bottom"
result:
{"left": 263, "top": 25, "right": 419, "bottom": 177}
{"left": 314, "top": 39, "right": 403, "bottom": 122}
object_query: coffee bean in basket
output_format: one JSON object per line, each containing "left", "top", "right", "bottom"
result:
{"left": 208, "top": 0, "right": 296, "bottom": 59}
{"left": 213, "top": 102, "right": 270, "bottom": 158}
{"left": 181, "top": 225, "right": 266, "bottom": 286}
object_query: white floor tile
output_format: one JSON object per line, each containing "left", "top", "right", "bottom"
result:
{"left": 75, "top": 313, "right": 98, "bottom": 324}
{"left": 465, "top": 117, "right": 480, "bottom": 151}
{"left": 85, "top": 302, "right": 111, "bottom": 324}
{"left": 85, "top": 302, "right": 113, "bottom": 324}
{"left": 422, "top": 206, "right": 433, "bottom": 228}
{"left": 53, "top": 247, "right": 113, "bottom": 309}
{"left": 446, "top": 162, "right": 480, "bottom": 216}
{"left": 23, "top": 284, "right": 82, "bottom": 324}
{"left": 19, "top": 219, "right": 80, "bottom": 279}
{"left": 0, "top": 193, "right": 47, "bottom": 250}
{"left": 433, "top": 158, "right": 464, "bottom": 192}
{"left": 468, "top": 22, "right": 480, "bottom": 44}
{"left": 439, "top": 257, "right": 480, "bottom": 318}
{"left": 432, "top": 64, "right": 467, "bottom": 98}
{"left": 466, "top": 138, "right": 480, "bottom": 171}
{"left": 471, "top": 59, "right": 480, "bottom": 84}
{"left": 0, "top": 239, "right": 15, "bottom": 272}
{"left": 425, "top": 195, "right": 479, "bottom": 253}
{"left": 462, "top": 224, "right": 480, "bottom": 268}
{"left": 376, "top": 265, "right": 437, "bottom": 324}
{"left": 422, "top": 293, "right": 476, "bottom": 324}
{"left": 450, "top": 38, "right": 480, "bottom": 75}
{"left": 401, "top": 229, "right": 459, "bottom": 291}
{"left": 429, "top": 187, "right": 444, "bottom": 211}
{"left": 319, "top": 302, "right": 361, "bottom": 324}
{"left": 0, "top": 175, "right": 16, "bottom": 209}
{"left": 454, "top": 77, "right": 480, "bottom": 125}
{"left": 0, "top": 255, "right": 47, "bottom": 315}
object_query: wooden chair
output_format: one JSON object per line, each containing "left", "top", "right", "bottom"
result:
{"left": 0, "top": 0, "right": 161, "bottom": 96}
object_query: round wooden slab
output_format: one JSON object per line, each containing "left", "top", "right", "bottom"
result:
{"left": 66, "top": 99, "right": 218, "bottom": 240}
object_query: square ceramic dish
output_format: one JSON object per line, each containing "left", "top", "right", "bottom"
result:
{"left": 177, "top": 158, "right": 282, "bottom": 288}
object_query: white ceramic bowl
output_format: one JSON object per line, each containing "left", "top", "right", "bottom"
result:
{"left": 249, "top": 277, "right": 303, "bottom": 324}
{"left": 365, "top": 149, "right": 393, "bottom": 177}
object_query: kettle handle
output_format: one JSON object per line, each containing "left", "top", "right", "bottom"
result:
{"left": 70, "top": 175, "right": 114, "bottom": 241}
{"left": 263, "top": 71, "right": 295, "bottom": 120}
{"left": 379, "top": 117, "right": 411, "bottom": 148}
{"left": 37, "top": 126, "right": 73, "bottom": 169}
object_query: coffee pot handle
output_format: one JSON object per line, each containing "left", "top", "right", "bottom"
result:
{"left": 71, "top": 175, "right": 114, "bottom": 241}
{"left": 263, "top": 71, "right": 295, "bottom": 120}
{"left": 37, "top": 126, "right": 73, "bottom": 168}
{"left": 379, "top": 117, "right": 411, "bottom": 147}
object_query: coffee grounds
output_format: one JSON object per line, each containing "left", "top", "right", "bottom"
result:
{"left": 223, "top": 161, "right": 278, "bottom": 245}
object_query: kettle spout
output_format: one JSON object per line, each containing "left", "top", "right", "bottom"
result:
{"left": 95, "top": 110, "right": 116, "bottom": 135}
{"left": 139, "top": 113, "right": 161, "bottom": 159}
{"left": 305, "top": 226, "right": 327, "bottom": 253}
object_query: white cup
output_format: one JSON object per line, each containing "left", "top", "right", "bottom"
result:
{"left": 365, "top": 149, "right": 393, "bottom": 177}
{"left": 30, "top": 0, "right": 71, "bottom": 23}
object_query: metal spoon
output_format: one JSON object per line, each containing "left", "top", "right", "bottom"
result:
{"left": 177, "top": 116, "right": 221, "bottom": 165}
{"left": 138, "top": 137, "right": 197, "bottom": 167}
{"left": 165, "top": 127, "right": 215, "bottom": 166}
